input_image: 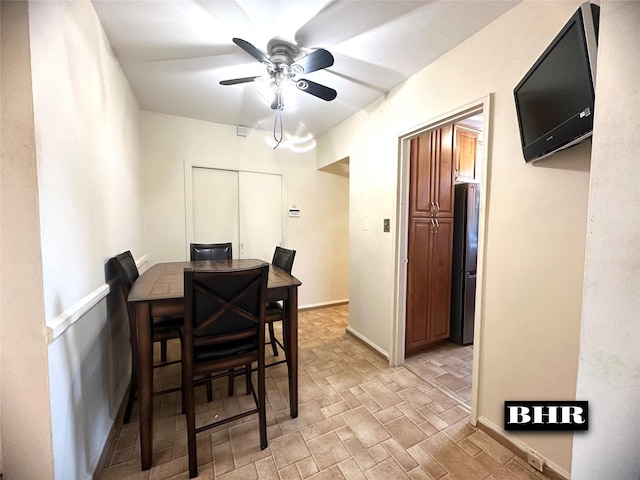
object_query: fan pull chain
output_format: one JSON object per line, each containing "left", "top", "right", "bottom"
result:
{"left": 273, "top": 92, "right": 284, "bottom": 149}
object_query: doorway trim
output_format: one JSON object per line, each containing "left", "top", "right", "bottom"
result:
{"left": 391, "top": 94, "right": 493, "bottom": 426}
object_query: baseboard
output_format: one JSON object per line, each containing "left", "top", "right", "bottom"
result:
{"left": 92, "top": 381, "right": 130, "bottom": 480}
{"left": 345, "top": 326, "right": 389, "bottom": 361}
{"left": 299, "top": 299, "right": 349, "bottom": 311}
{"left": 476, "top": 416, "right": 570, "bottom": 480}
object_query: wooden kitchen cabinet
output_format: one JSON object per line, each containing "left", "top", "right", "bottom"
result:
{"left": 454, "top": 125, "right": 479, "bottom": 182}
{"left": 405, "top": 126, "right": 455, "bottom": 356}
{"left": 405, "top": 217, "right": 454, "bottom": 355}
{"left": 409, "top": 125, "right": 455, "bottom": 218}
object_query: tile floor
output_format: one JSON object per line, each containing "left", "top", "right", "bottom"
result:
{"left": 404, "top": 341, "right": 474, "bottom": 409}
{"left": 98, "top": 304, "right": 550, "bottom": 480}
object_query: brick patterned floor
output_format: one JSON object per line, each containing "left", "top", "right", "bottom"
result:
{"left": 98, "top": 304, "right": 550, "bottom": 479}
{"left": 404, "top": 341, "right": 474, "bottom": 409}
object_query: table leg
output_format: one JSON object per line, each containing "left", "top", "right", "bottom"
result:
{"left": 136, "top": 302, "right": 153, "bottom": 470}
{"left": 287, "top": 286, "right": 298, "bottom": 418}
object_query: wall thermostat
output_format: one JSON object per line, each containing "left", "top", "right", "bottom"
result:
{"left": 289, "top": 207, "right": 300, "bottom": 217}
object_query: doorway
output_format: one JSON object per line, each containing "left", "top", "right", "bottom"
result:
{"left": 393, "top": 96, "right": 491, "bottom": 423}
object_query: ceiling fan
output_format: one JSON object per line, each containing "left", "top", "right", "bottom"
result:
{"left": 220, "top": 37, "right": 337, "bottom": 110}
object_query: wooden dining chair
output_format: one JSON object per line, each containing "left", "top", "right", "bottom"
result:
{"left": 189, "top": 242, "right": 232, "bottom": 261}
{"left": 109, "top": 251, "right": 185, "bottom": 423}
{"left": 266, "top": 246, "right": 296, "bottom": 359}
{"left": 182, "top": 264, "right": 269, "bottom": 478}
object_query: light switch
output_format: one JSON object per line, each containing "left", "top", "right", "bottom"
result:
{"left": 383, "top": 219, "right": 390, "bottom": 232}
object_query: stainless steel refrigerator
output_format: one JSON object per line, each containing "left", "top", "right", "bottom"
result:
{"left": 450, "top": 182, "right": 480, "bottom": 345}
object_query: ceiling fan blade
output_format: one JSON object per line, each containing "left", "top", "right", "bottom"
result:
{"left": 293, "top": 48, "right": 334, "bottom": 74}
{"left": 219, "top": 76, "right": 261, "bottom": 85}
{"left": 232, "top": 38, "right": 272, "bottom": 65}
{"left": 294, "top": 1, "right": 425, "bottom": 48}
{"left": 296, "top": 79, "right": 337, "bottom": 101}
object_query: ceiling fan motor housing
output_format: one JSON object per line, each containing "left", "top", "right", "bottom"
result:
{"left": 268, "top": 43, "right": 299, "bottom": 68}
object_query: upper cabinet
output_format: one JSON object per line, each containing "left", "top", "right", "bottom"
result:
{"left": 454, "top": 124, "right": 481, "bottom": 182}
{"left": 409, "top": 124, "right": 455, "bottom": 218}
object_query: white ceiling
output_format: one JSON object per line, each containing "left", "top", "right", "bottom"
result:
{"left": 92, "top": 1, "right": 519, "bottom": 142}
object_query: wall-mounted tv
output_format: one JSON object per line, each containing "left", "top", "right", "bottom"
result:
{"left": 514, "top": 3, "right": 600, "bottom": 163}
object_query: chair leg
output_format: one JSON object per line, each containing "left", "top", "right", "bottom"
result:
{"left": 206, "top": 374, "right": 213, "bottom": 402}
{"left": 160, "top": 339, "right": 168, "bottom": 362}
{"left": 228, "top": 368, "right": 235, "bottom": 396}
{"left": 268, "top": 323, "right": 279, "bottom": 356}
{"left": 123, "top": 362, "right": 137, "bottom": 424}
{"left": 245, "top": 363, "right": 252, "bottom": 395}
{"left": 185, "top": 370, "right": 198, "bottom": 478}
{"left": 258, "top": 358, "right": 267, "bottom": 450}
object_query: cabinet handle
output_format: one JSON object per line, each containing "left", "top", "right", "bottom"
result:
{"left": 430, "top": 201, "right": 435, "bottom": 213}
{"left": 435, "top": 202, "right": 440, "bottom": 213}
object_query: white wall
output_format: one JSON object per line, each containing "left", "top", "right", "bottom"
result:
{"left": 317, "top": 0, "right": 593, "bottom": 473}
{"left": 28, "top": 0, "right": 144, "bottom": 478}
{"left": 141, "top": 112, "right": 349, "bottom": 308}
{"left": 572, "top": 2, "right": 640, "bottom": 479}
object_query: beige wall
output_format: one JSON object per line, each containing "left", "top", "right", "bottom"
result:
{"left": 572, "top": 2, "right": 640, "bottom": 478}
{"left": 318, "top": 0, "right": 592, "bottom": 473}
{"left": 0, "top": 2, "right": 55, "bottom": 477}
{"left": 141, "top": 112, "right": 349, "bottom": 308}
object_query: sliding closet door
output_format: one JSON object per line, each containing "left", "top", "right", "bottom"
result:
{"left": 190, "top": 167, "right": 283, "bottom": 260}
{"left": 239, "top": 171, "right": 283, "bottom": 260}
{"left": 192, "top": 167, "right": 240, "bottom": 252}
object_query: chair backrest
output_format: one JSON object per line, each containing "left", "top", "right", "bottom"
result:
{"left": 108, "top": 251, "right": 140, "bottom": 348}
{"left": 272, "top": 246, "right": 296, "bottom": 274}
{"left": 190, "top": 242, "right": 233, "bottom": 261}
{"left": 109, "top": 250, "right": 140, "bottom": 298}
{"left": 183, "top": 264, "right": 269, "bottom": 347}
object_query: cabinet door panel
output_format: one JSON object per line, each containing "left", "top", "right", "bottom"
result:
{"left": 409, "top": 133, "right": 435, "bottom": 217}
{"left": 405, "top": 219, "right": 432, "bottom": 354}
{"left": 455, "top": 126, "right": 479, "bottom": 182}
{"left": 433, "top": 124, "right": 455, "bottom": 217}
{"left": 428, "top": 217, "right": 453, "bottom": 342}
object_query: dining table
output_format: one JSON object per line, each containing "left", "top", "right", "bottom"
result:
{"left": 128, "top": 258, "right": 302, "bottom": 470}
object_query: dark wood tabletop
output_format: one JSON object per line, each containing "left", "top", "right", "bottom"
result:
{"left": 129, "top": 258, "right": 301, "bottom": 303}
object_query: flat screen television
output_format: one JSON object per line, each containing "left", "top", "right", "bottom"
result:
{"left": 514, "top": 3, "right": 600, "bottom": 163}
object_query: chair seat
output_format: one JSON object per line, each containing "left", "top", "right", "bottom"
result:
{"left": 266, "top": 302, "right": 283, "bottom": 318}
{"left": 152, "top": 317, "right": 182, "bottom": 342}
{"left": 153, "top": 317, "right": 183, "bottom": 332}
{"left": 193, "top": 339, "right": 258, "bottom": 361}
